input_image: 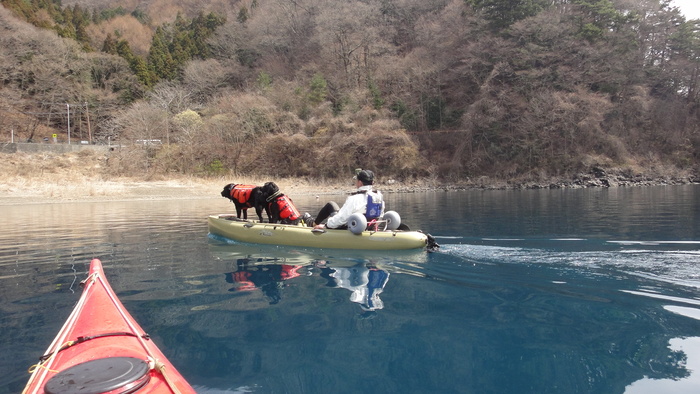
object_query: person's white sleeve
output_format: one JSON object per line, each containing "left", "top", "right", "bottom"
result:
{"left": 326, "top": 194, "right": 363, "bottom": 228}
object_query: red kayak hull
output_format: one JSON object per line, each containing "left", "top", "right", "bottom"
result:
{"left": 23, "top": 258, "right": 195, "bottom": 394}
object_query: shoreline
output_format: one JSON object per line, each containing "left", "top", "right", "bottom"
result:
{"left": 1, "top": 150, "right": 697, "bottom": 205}
{"left": 1, "top": 174, "right": 697, "bottom": 206}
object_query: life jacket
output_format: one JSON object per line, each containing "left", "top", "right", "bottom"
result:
{"left": 350, "top": 189, "right": 384, "bottom": 219}
{"left": 365, "top": 194, "right": 383, "bottom": 220}
{"left": 280, "top": 265, "right": 302, "bottom": 280}
{"left": 269, "top": 194, "right": 301, "bottom": 222}
{"left": 230, "top": 184, "right": 256, "bottom": 206}
{"left": 231, "top": 271, "right": 256, "bottom": 291}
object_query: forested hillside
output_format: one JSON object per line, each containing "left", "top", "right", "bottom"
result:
{"left": 1, "top": 0, "right": 699, "bottom": 184}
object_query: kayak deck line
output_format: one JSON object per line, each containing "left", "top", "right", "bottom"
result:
{"left": 23, "top": 258, "right": 195, "bottom": 394}
{"left": 35, "top": 332, "right": 143, "bottom": 364}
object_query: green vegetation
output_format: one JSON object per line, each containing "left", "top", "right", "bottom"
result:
{"left": 0, "top": 0, "right": 698, "bottom": 184}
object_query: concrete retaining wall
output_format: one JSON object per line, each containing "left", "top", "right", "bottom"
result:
{"left": 0, "top": 143, "right": 112, "bottom": 154}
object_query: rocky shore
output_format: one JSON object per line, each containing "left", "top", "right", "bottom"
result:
{"left": 377, "top": 166, "right": 699, "bottom": 193}
{"left": 506, "top": 167, "right": 698, "bottom": 190}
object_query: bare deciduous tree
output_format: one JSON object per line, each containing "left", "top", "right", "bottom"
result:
{"left": 111, "top": 101, "right": 169, "bottom": 143}
{"left": 181, "top": 59, "right": 229, "bottom": 101}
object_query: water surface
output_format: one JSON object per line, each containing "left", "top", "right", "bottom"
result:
{"left": 1, "top": 186, "right": 699, "bottom": 393}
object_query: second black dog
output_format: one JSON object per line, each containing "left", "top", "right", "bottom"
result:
{"left": 260, "top": 182, "right": 304, "bottom": 225}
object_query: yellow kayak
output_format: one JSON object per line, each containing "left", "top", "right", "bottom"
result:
{"left": 208, "top": 214, "right": 432, "bottom": 250}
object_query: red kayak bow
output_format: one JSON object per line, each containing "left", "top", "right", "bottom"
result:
{"left": 23, "top": 258, "right": 195, "bottom": 394}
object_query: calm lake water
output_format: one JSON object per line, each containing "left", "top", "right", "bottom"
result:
{"left": 1, "top": 185, "right": 699, "bottom": 394}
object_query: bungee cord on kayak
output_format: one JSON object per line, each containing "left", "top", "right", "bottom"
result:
{"left": 35, "top": 332, "right": 144, "bottom": 364}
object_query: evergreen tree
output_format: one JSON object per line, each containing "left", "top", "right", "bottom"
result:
{"left": 171, "top": 38, "right": 190, "bottom": 66}
{"left": 148, "top": 27, "right": 177, "bottom": 80}
{"left": 115, "top": 39, "right": 136, "bottom": 63}
{"left": 466, "top": 0, "right": 550, "bottom": 30}
{"left": 72, "top": 5, "right": 91, "bottom": 49}
{"left": 142, "top": 12, "right": 225, "bottom": 82}
{"left": 1, "top": 0, "right": 34, "bottom": 21}
{"left": 133, "top": 57, "right": 157, "bottom": 87}
{"left": 115, "top": 39, "right": 156, "bottom": 86}
{"left": 572, "top": 0, "right": 629, "bottom": 41}
{"left": 309, "top": 74, "right": 328, "bottom": 104}
{"left": 191, "top": 12, "right": 226, "bottom": 57}
{"left": 238, "top": 6, "right": 249, "bottom": 24}
{"left": 668, "top": 19, "right": 700, "bottom": 102}
{"left": 102, "top": 33, "right": 118, "bottom": 55}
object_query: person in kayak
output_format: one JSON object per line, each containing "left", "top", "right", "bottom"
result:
{"left": 310, "top": 168, "right": 384, "bottom": 230}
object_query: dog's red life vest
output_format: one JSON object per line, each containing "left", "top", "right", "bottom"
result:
{"left": 231, "top": 271, "right": 256, "bottom": 291}
{"left": 280, "top": 265, "right": 302, "bottom": 280}
{"left": 230, "top": 184, "right": 256, "bottom": 207}
{"left": 232, "top": 265, "right": 300, "bottom": 292}
{"left": 270, "top": 194, "right": 301, "bottom": 221}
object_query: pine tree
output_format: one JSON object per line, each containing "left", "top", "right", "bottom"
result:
{"left": 466, "top": 0, "right": 550, "bottom": 30}
{"left": 148, "top": 27, "right": 176, "bottom": 80}
{"left": 102, "top": 33, "right": 118, "bottom": 55}
{"left": 309, "top": 74, "right": 328, "bottom": 105}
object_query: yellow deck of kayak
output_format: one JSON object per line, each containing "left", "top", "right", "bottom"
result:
{"left": 208, "top": 214, "right": 429, "bottom": 250}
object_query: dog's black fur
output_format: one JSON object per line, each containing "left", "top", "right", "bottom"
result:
{"left": 260, "top": 181, "right": 303, "bottom": 225}
{"left": 221, "top": 183, "right": 271, "bottom": 221}
{"left": 260, "top": 182, "right": 279, "bottom": 201}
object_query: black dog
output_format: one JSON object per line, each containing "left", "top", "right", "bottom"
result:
{"left": 260, "top": 182, "right": 304, "bottom": 225}
{"left": 221, "top": 183, "right": 270, "bottom": 221}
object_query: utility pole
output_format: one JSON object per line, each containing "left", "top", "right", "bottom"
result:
{"left": 85, "top": 102, "right": 92, "bottom": 144}
{"left": 66, "top": 104, "right": 71, "bottom": 144}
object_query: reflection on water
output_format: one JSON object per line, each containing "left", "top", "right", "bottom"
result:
{"left": 622, "top": 292, "right": 700, "bottom": 393}
{"left": 2, "top": 186, "right": 700, "bottom": 393}
{"left": 626, "top": 337, "right": 700, "bottom": 394}
{"left": 226, "top": 260, "right": 308, "bottom": 305}
{"left": 223, "top": 257, "right": 390, "bottom": 315}
{"left": 318, "top": 261, "right": 389, "bottom": 314}
{"left": 211, "top": 237, "right": 411, "bottom": 315}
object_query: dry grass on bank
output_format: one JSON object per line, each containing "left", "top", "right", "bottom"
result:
{"left": 6, "top": 150, "right": 691, "bottom": 206}
{"left": 0, "top": 151, "right": 403, "bottom": 204}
